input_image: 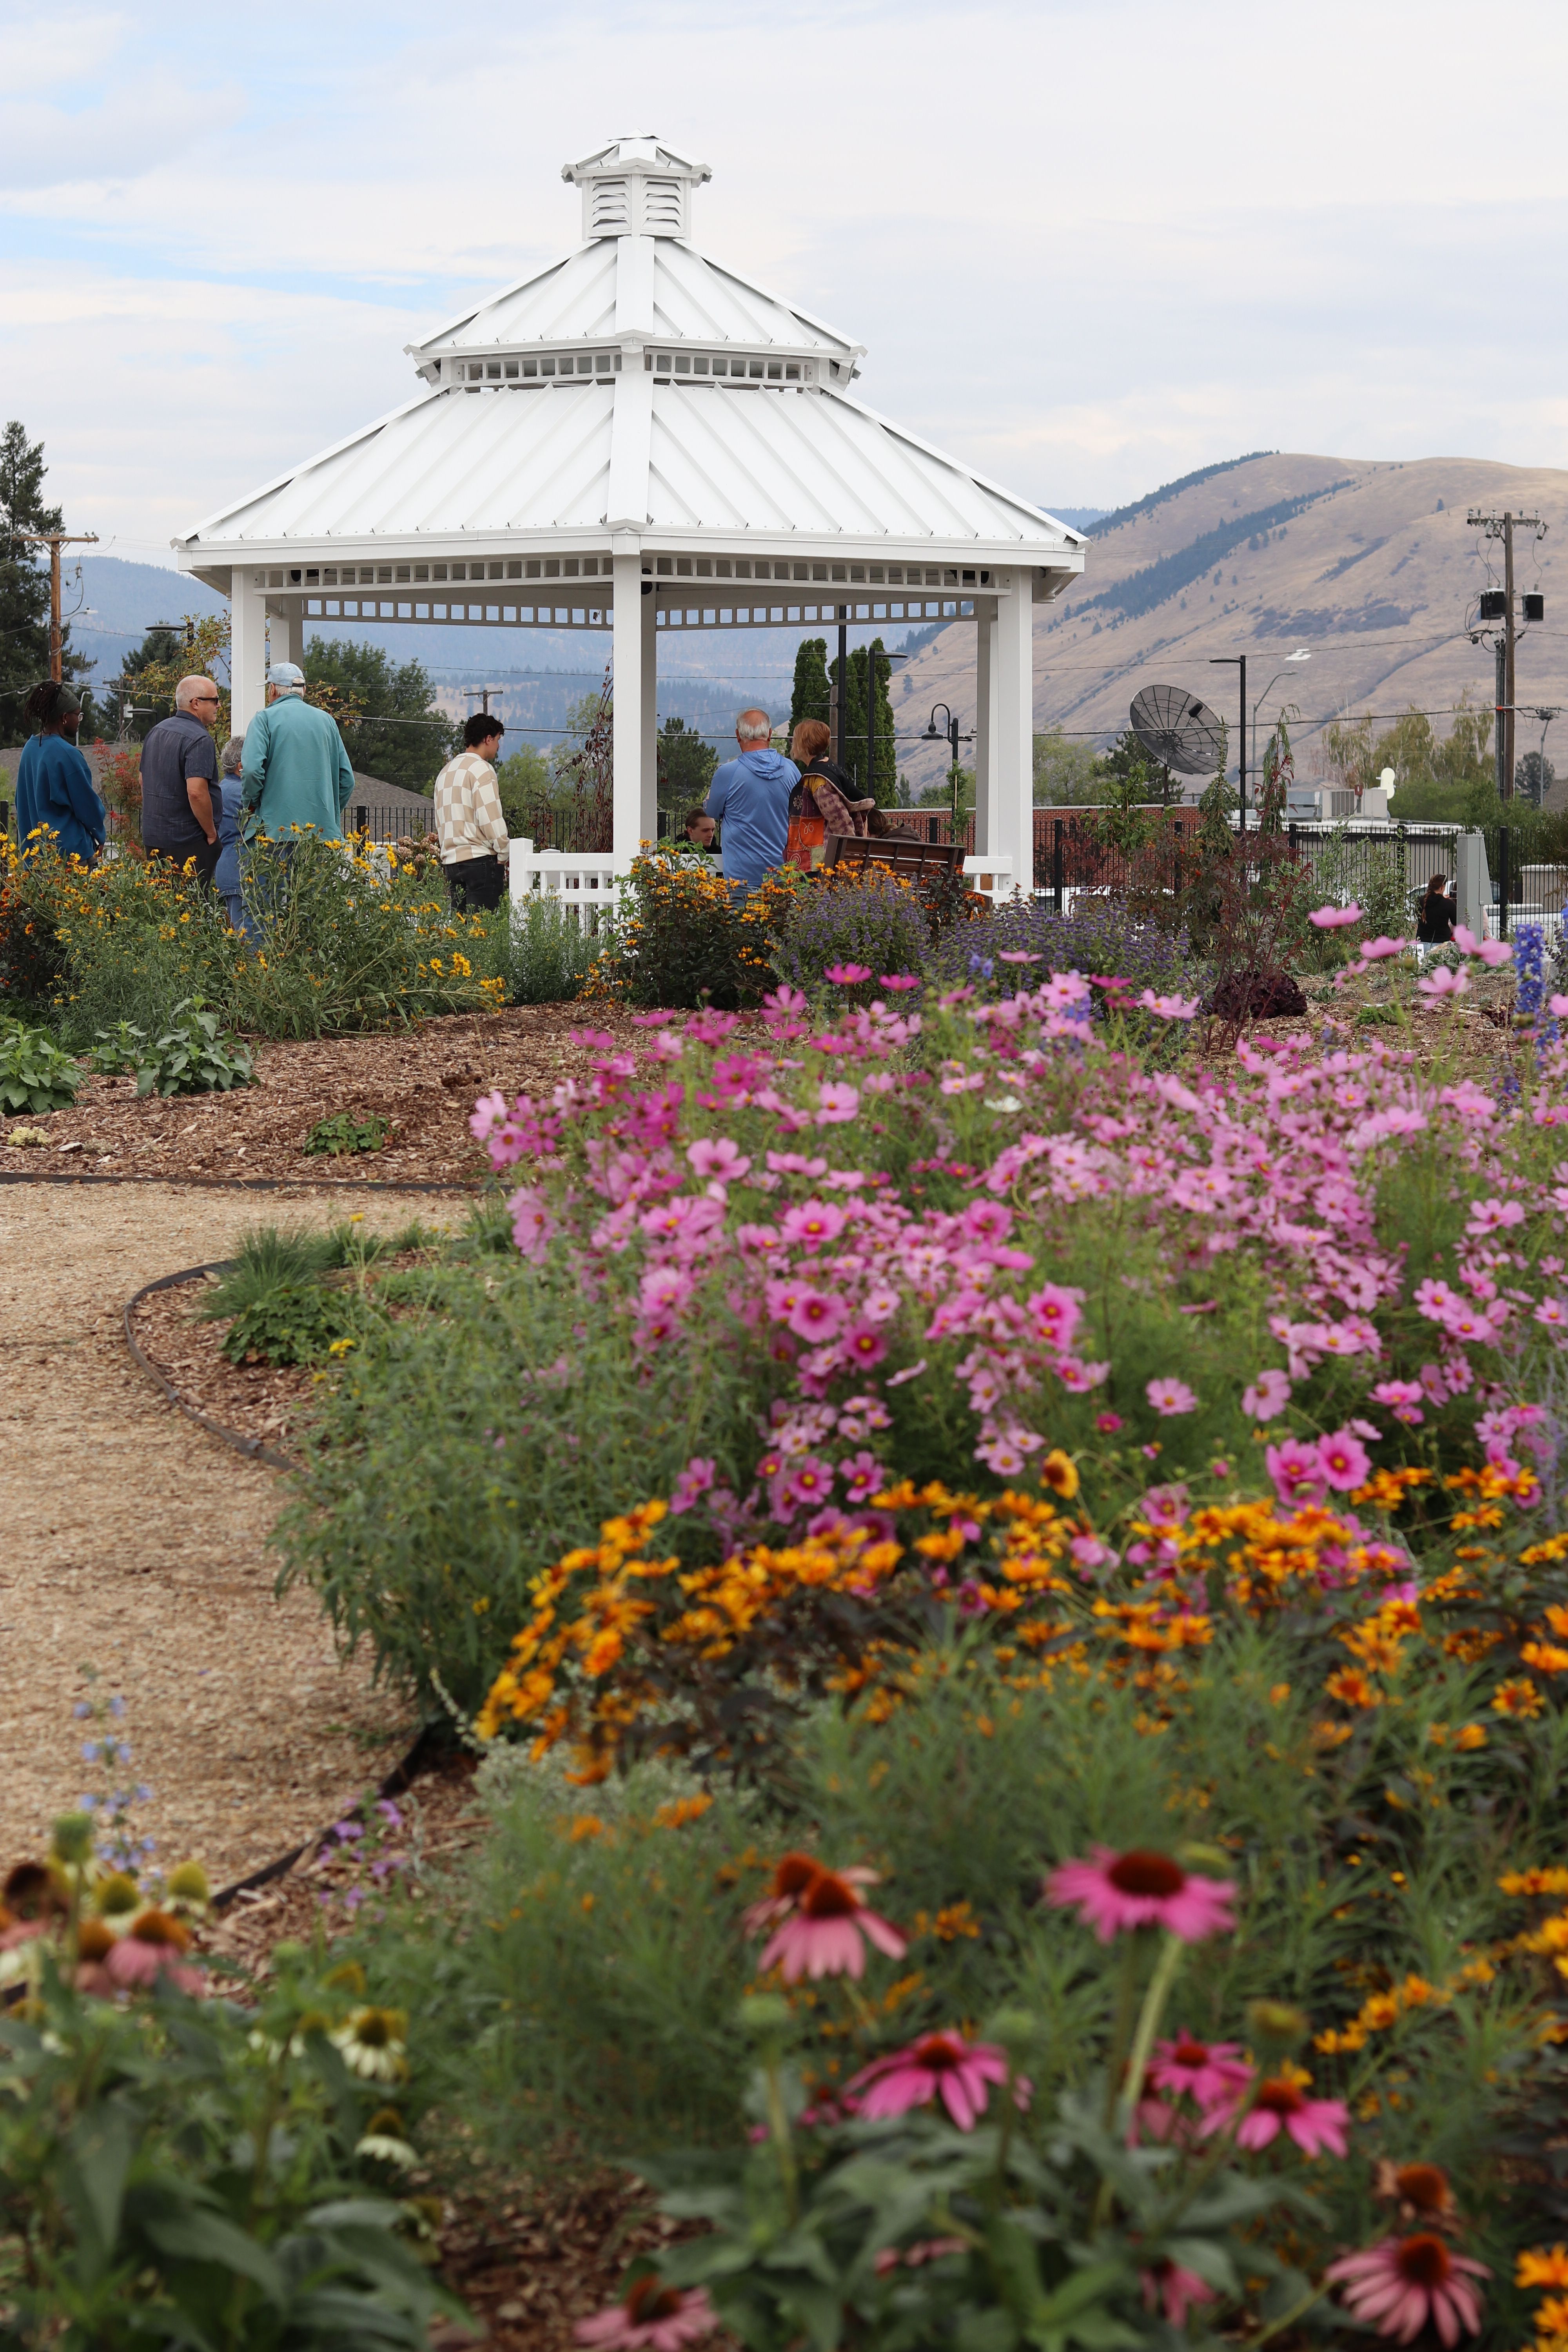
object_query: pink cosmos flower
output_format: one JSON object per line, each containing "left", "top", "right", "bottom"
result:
{"left": 687, "top": 1136, "right": 751, "bottom": 1181}
{"left": 1056, "top": 1357, "right": 1111, "bottom": 1392}
{"left": 847, "top": 2031, "right": 1019, "bottom": 2130}
{"left": 469, "top": 1088, "right": 509, "bottom": 1140}
{"left": 878, "top": 973, "right": 922, "bottom": 990}
{"left": 817, "top": 1081, "right": 861, "bottom": 1125}
{"left": 1325, "top": 2238, "right": 1488, "bottom": 2346}
{"left": 1146, "top": 1378, "right": 1198, "bottom": 1417}
{"left": 781, "top": 1199, "right": 848, "bottom": 1247}
{"left": 1147, "top": 2031, "right": 1254, "bottom": 2109}
{"left": 1095, "top": 1411, "right": 1123, "bottom": 1434}
{"left": 575, "top": 2281, "right": 718, "bottom": 2350}
{"left": 758, "top": 1867, "right": 907, "bottom": 1980}
{"left": 1046, "top": 1846, "right": 1235, "bottom": 1944}
{"left": 1243, "top": 1369, "right": 1292, "bottom": 1421}
{"left": 1359, "top": 936, "right": 1408, "bottom": 961}
{"left": 1466, "top": 1196, "right": 1526, "bottom": 1234}
{"left": 826, "top": 962, "right": 873, "bottom": 985}
{"left": 997, "top": 949, "right": 1042, "bottom": 964}
{"left": 1309, "top": 902, "right": 1362, "bottom": 928}
{"left": 1535, "top": 1298, "right": 1568, "bottom": 1328}
{"left": 1265, "top": 1437, "right": 1326, "bottom": 1508}
{"left": 1453, "top": 924, "right": 1512, "bottom": 968}
{"left": 1418, "top": 966, "right": 1468, "bottom": 1000}
{"left": 1027, "top": 1283, "right": 1083, "bottom": 1350}
{"left": 843, "top": 1323, "right": 888, "bottom": 1368}
{"left": 1141, "top": 2262, "right": 1218, "bottom": 2328}
{"left": 507, "top": 1187, "right": 554, "bottom": 1262}
{"left": 787, "top": 1290, "right": 848, "bottom": 1342}
{"left": 669, "top": 1457, "right": 717, "bottom": 1515}
{"left": 1318, "top": 1426, "right": 1371, "bottom": 1491}
{"left": 1214, "top": 2074, "right": 1349, "bottom": 2158}
{"left": 1138, "top": 990, "right": 1201, "bottom": 1019}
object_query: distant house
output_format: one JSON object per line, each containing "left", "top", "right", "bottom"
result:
{"left": 343, "top": 773, "right": 437, "bottom": 842}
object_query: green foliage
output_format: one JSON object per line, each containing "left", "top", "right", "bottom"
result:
{"left": 0, "top": 1955, "right": 465, "bottom": 2348}
{"left": 656, "top": 716, "right": 718, "bottom": 816}
{"left": 790, "top": 637, "right": 831, "bottom": 735}
{"left": 0, "top": 1015, "right": 81, "bottom": 1112}
{"left": 220, "top": 1283, "right": 357, "bottom": 1367}
{"left": 270, "top": 1239, "right": 768, "bottom": 1718}
{"left": 0, "top": 419, "right": 92, "bottom": 737}
{"left": 586, "top": 853, "right": 802, "bottom": 1010}
{"left": 828, "top": 640, "right": 898, "bottom": 803}
{"left": 133, "top": 1000, "right": 256, "bottom": 1097}
{"left": 770, "top": 869, "right": 935, "bottom": 1002}
{"left": 86, "top": 1020, "right": 148, "bottom": 1075}
{"left": 302, "top": 637, "right": 457, "bottom": 794}
{"left": 304, "top": 1111, "right": 390, "bottom": 1157}
{"left": 467, "top": 895, "right": 594, "bottom": 1006}
{"left": 1032, "top": 728, "right": 1103, "bottom": 805}
{"left": 493, "top": 742, "right": 552, "bottom": 835}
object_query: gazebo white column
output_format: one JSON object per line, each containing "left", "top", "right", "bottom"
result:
{"left": 229, "top": 569, "right": 268, "bottom": 734}
{"left": 612, "top": 552, "right": 653, "bottom": 864}
{"left": 972, "top": 596, "right": 998, "bottom": 856}
{"left": 641, "top": 584, "right": 657, "bottom": 829}
{"left": 994, "top": 576, "right": 1036, "bottom": 898}
{"left": 267, "top": 608, "right": 297, "bottom": 671}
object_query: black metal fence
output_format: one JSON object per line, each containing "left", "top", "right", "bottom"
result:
{"left": 346, "top": 804, "right": 436, "bottom": 845}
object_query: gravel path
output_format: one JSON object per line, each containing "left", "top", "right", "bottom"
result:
{"left": 0, "top": 1181, "right": 443, "bottom": 1886}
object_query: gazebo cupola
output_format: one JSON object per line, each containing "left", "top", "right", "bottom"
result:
{"left": 174, "top": 136, "right": 1086, "bottom": 878}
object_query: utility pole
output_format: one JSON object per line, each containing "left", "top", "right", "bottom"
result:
{"left": 1468, "top": 508, "right": 1546, "bottom": 800}
{"left": 15, "top": 530, "right": 98, "bottom": 681}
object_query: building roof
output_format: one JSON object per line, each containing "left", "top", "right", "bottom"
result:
{"left": 177, "top": 139, "right": 1084, "bottom": 574}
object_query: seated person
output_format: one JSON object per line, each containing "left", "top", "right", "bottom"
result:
{"left": 683, "top": 808, "right": 717, "bottom": 852}
{"left": 784, "top": 720, "right": 875, "bottom": 868}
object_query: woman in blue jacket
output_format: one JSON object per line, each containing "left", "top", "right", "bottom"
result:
{"left": 16, "top": 681, "right": 105, "bottom": 863}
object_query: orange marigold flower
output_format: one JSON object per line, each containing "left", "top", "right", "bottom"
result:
{"left": 1493, "top": 1678, "right": 1545, "bottom": 1719}
{"left": 1040, "top": 1450, "right": 1080, "bottom": 1501}
{"left": 1523, "top": 1642, "right": 1568, "bottom": 1675}
{"left": 1499, "top": 1868, "right": 1568, "bottom": 1898}
{"left": 1325, "top": 1667, "right": 1380, "bottom": 1710}
{"left": 1517, "top": 2249, "right": 1568, "bottom": 2292}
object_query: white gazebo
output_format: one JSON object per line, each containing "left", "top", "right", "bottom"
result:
{"left": 174, "top": 137, "right": 1086, "bottom": 882}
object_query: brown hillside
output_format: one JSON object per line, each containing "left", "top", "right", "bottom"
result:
{"left": 889, "top": 454, "right": 1568, "bottom": 797}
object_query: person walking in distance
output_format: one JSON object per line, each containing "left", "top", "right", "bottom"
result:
{"left": 433, "top": 712, "right": 511, "bottom": 911}
{"left": 16, "top": 681, "right": 105, "bottom": 864}
{"left": 240, "top": 661, "right": 355, "bottom": 844}
{"left": 704, "top": 710, "right": 798, "bottom": 890}
{"left": 139, "top": 674, "right": 223, "bottom": 880}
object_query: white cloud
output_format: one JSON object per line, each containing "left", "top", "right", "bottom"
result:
{"left": 6, "top": 0, "right": 1568, "bottom": 553}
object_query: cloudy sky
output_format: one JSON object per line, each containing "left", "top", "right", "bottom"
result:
{"left": 6, "top": 0, "right": 1567, "bottom": 563}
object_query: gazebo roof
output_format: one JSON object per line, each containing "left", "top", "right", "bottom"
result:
{"left": 176, "top": 137, "right": 1085, "bottom": 575}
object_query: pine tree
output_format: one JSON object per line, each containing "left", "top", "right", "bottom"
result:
{"left": 789, "top": 637, "right": 830, "bottom": 734}
{"left": 830, "top": 639, "right": 898, "bottom": 803}
{"left": 0, "top": 420, "right": 89, "bottom": 733}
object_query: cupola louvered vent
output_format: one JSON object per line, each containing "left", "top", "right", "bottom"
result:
{"left": 590, "top": 180, "right": 630, "bottom": 233}
{"left": 643, "top": 178, "right": 682, "bottom": 232}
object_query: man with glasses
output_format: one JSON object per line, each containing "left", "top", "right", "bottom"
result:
{"left": 140, "top": 674, "right": 223, "bottom": 882}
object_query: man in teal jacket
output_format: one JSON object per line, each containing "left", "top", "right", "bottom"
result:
{"left": 239, "top": 662, "right": 354, "bottom": 841}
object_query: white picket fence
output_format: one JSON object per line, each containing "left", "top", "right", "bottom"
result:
{"left": 963, "top": 853, "right": 1015, "bottom": 904}
{"left": 508, "top": 838, "right": 620, "bottom": 932}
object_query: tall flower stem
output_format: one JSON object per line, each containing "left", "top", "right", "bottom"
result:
{"left": 1100, "top": 1936, "right": 1143, "bottom": 2134}
{"left": 1114, "top": 1929, "right": 1185, "bottom": 2142}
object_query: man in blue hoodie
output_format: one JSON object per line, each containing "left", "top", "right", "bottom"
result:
{"left": 704, "top": 710, "right": 798, "bottom": 889}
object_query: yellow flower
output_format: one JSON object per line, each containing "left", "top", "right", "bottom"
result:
{"left": 1518, "top": 2250, "right": 1568, "bottom": 2292}
{"left": 1494, "top": 1678, "right": 1545, "bottom": 1719}
{"left": 1454, "top": 1723, "right": 1488, "bottom": 1750}
{"left": 1325, "top": 1666, "right": 1380, "bottom": 1710}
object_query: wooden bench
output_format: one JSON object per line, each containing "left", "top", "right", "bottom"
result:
{"left": 824, "top": 834, "right": 965, "bottom": 882}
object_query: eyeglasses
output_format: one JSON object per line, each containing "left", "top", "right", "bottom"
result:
{"left": 191, "top": 693, "right": 220, "bottom": 706}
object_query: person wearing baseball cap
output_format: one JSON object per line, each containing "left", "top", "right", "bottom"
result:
{"left": 239, "top": 660, "right": 356, "bottom": 847}
{"left": 16, "top": 679, "right": 105, "bottom": 864}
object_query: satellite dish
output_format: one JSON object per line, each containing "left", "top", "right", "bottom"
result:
{"left": 1130, "top": 684, "right": 1227, "bottom": 777}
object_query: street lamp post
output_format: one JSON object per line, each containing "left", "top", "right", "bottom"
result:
{"left": 1250, "top": 649, "right": 1311, "bottom": 804}
{"left": 922, "top": 703, "right": 972, "bottom": 838}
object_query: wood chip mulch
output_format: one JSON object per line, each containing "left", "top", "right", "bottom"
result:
{"left": 7, "top": 1003, "right": 645, "bottom": 1188}
{"left": 130, "top": 1276, "right": 320, "bottom": 1454}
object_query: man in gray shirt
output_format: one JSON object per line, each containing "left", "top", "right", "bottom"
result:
{"left": 140, "top": 676, "right": 222, "bottom": 882}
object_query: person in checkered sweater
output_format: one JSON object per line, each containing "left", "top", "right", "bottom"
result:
{"left": 434, "top": 713, "right": 510, "bottom": 909}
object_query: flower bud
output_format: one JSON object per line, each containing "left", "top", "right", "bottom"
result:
{"left": 739, "top": 1993, "right": 792, "bottom": 2042}
{"left": 1247, "top": 1999, "right": 1310, "bottom": 2052}
{"left": 985, "top": 2007, "right": 1041, "bottom": 2060}
{"left": 1175, "top": 1841, "right": 1232, "bottom": 1875}
{"left": 165, "top": 1861, "right": 211, "bottom": 1907}
{"left": 51, "top": 1814, "right": 94, "bottom": 1867}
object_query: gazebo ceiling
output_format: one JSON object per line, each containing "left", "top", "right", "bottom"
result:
{"left": 176, "top": 134, "right": 1085, "bottom": 600}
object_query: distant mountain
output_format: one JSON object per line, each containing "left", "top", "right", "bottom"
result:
{"left": 889, "top": 452, "right": 1568, "bottom": 797}
{"left": 1045, "top": 506, "right": 1109, "bottom": 532}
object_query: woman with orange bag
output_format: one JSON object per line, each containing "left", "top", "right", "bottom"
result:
{"left": 784, "top": 719, "right": 875, "bottom": 871}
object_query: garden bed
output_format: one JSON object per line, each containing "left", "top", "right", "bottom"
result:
{"left": 5, "top": 1003, "right": 644, "bottom": 1185}
{"left": 129, "top": 1273, "right": 321, "bottom": 1455}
